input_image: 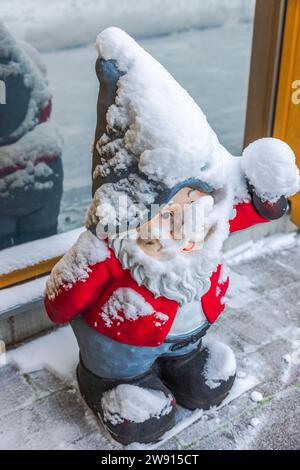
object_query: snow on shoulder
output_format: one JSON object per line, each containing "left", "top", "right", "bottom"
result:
{"left": 45, "top": 230, "right": 109, "bottom": 300}
{"left": 101, "top": 384, "right": 173, "bottom": 425}
{"left": 242, "top": 138, "right": 300, "bottom": 202}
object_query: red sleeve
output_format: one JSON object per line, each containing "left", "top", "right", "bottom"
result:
{"left": 44, "top": 261, "right": 111, "bottom": 324}
{"left": 229, "top": 201, "right": 269, "bottom": 234}
{"left": 201, "top": 264, "right": 229, "bottom": 324}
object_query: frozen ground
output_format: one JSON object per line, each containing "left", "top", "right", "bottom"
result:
{"left": 1, "top": 234, "right": 300, "bottom": 450}
{"left": 0, "top": 0, "right": 254, "bottom": 232}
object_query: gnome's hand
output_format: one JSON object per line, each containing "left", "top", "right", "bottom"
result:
{"left": 241, "top": 138, "right": 300, "bottom": 220}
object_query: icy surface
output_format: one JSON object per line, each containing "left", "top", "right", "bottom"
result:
{"left": 101, "top": 385, "right": 173, "bottom": 424}
{"left": 242, "top": 138, "right": 300, "bottom": 202}
{"left": 45, "top": 230, "right": 109, "bottom": 300}
{"left": 203, "top": 339, "right": 237, "bottom": 389}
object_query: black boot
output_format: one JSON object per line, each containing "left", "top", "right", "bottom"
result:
{"left": 157, "top": 339, "right": 236, "bottom": 410}
{"left": 77, "top": 357, "right": 176, "bottom": 445}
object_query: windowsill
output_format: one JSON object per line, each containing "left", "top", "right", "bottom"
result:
{"left": 1, "top": 226, "right": 85, "bottom": 275}
{"left": 0, "top": 275, "right": 47, "bottom": 320}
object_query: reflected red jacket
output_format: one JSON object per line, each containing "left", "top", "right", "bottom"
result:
{"left": 45, "top": 201, "right": 269, "bottom": 346}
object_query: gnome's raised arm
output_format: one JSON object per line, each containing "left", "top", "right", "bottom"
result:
{"left": 231, "top": 138, "right": 300, "bottom": 224}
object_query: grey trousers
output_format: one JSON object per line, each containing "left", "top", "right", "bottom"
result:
{"left": 71, "top": 315, "right": 209, "bottom": 380}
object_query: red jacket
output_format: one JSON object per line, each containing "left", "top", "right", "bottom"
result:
{"left": 45, "top": 201, "right": 268, "bottom": 346}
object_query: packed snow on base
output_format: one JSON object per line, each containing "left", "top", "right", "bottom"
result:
{"left": 101, "top": 384, "right": 173, "bottom": 425}
{"left": 203, "top": 339, "right": 236, "bottom": 389}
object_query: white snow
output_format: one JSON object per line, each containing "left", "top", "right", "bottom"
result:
{"left": 203, "top": 339, "right": 236, "bottom": 389}
{"left": 0, "top": 227, "right": 84, "bottom": 275}
{"left": 224, "top": 232, "right": 299, "bottom": 267}
{"left": 250, "top": 417, "right": 260, "bottom": 427}
{"left": 237, "top": 370, "right": 247, "bottom": 379}
{"left": 7, "top": 325, "right": 78, "bottom": 381}
{"left": 0, "top": 0, "right": 255, "bottom": 52}
{"left": 241, "top": 138, "right": 300, "bottom": 202}
{"left": 101, "top": 384, "right": 173, "bottom": 425}
{"left": 101, "top": 288, "right": 154, "bottom": 327}
{"left": 250, "top": 391, "right": 263, "bottom": 403}
{"left": 45, "top": 230, "right": 109, "bottom": 300}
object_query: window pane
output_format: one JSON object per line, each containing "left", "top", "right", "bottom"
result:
{"left": 0, "top": 0, "right": 256, "bottom": 249}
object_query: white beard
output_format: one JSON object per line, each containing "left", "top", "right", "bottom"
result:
{"left": 108, "top": 185, "right": 234, "bottom": 306}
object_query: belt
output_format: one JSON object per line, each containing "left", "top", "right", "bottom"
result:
{"left": 167, "top": 322, "right": 210, "bottom": 352}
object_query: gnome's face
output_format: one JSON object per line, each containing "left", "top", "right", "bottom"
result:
{"left": 136, "top": 187, "right": 214, "bottom": 260}
{"left": 108, "top": 184, "right": 229, "bottom": 305}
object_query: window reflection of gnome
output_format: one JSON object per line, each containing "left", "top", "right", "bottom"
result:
{"left": 45, "top": 28, "right": 300, "bottom": 445}
{"left": 0, "top": 22, "right": 63, "bottom": 249}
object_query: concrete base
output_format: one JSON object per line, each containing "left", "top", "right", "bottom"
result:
{"left": 0, "top": 300, "right": 54, "bottom": 347}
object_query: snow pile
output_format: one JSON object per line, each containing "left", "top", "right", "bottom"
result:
{"left": 45, "top": 230, "right": 109, "bottom": 300}
{"left": 203, "top": 339, "right": 236, "bottom": 389}
{"left": 101, "top": 288, "right": 156, "bottom": 327}
{"left": 101, "top": 384, "right": 173, "bottom": 425}
{"left": 250, "top": 391, "right": 263, "bottom": 403}
{"left": 0, "top": 0, "right": 256, "bottom": 52}
{"left": 241, "top": 138, "right": 300, "bottom": 202}
{"left": 0, "top": 21, "right": 51, "bottom": 143}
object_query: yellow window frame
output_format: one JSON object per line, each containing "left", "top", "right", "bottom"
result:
{"left": 273, "top": 0, "right": 300, "bottom": 227}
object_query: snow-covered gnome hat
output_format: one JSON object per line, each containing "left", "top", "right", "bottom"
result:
{"left": 87, "top": 27, "right": 232, "bottom": 234}
{"left": 0, "top": 21, "right": 51, "bottom": 145}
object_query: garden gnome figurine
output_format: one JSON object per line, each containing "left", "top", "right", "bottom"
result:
{"left": 45, "top": 28, "right": 300, "bottom": 445}
{"left": 0, "top": 22, "right": 63, "bottom": 249}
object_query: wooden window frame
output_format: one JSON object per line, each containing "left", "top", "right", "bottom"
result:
{"left": 1, "top": 0, "right": 298, "bottom": 289}
{"left": 244, "top": 0, "right": 287, "bottom": 146}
